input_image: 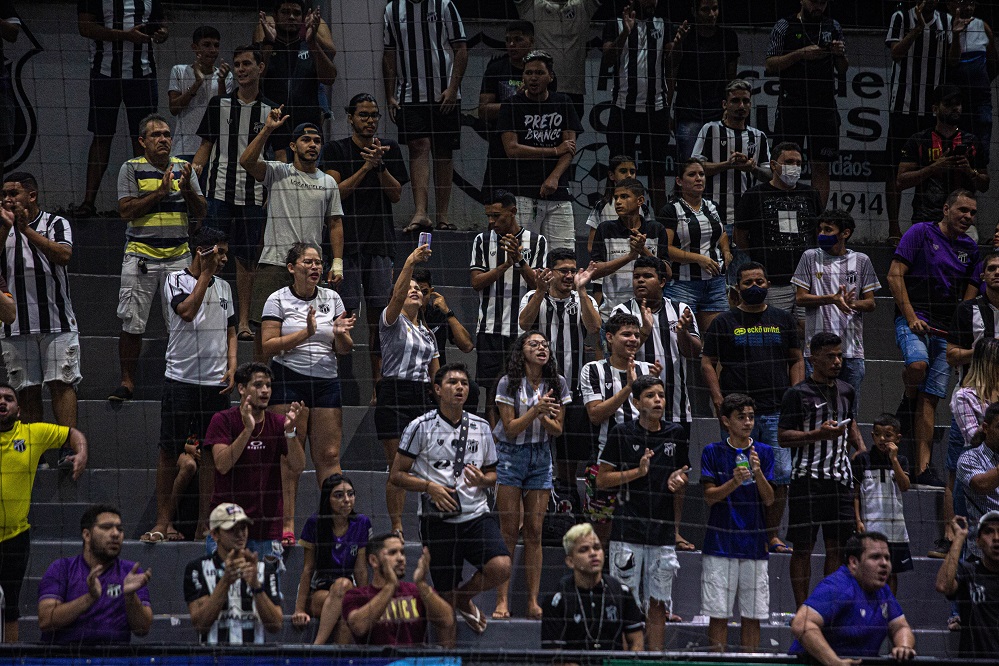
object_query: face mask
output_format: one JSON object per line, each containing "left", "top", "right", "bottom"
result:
{"left": 779, "top": 164, "right": 801, "bottom": 187}
{"left": 740, "top": 285, "right": 768, "bottom": 306}
{"left": 817, "top": 234, "right": 839, "bottom": 252}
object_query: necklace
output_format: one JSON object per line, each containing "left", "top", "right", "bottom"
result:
{"left": 574, "top": 582, "right": 606, "bottom": 650}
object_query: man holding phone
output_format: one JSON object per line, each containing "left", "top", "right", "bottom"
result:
{"left": 779, "top": 331, "right": 865, "bottom": 607}
{"left": 888, "top": 189, "right": 981, "bottom": 489}
{"left": 897, "top": 84, "right": 989, "bottom": 231}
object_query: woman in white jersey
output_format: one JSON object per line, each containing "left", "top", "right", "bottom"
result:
{"left": 492, "top": 330, "right": 570, "bottom": 619}
{"left": 261, "top": 243, "right": 356, "bottom": 545}
{"left": 662, "top": 157, "right": 733, "bottom": 333}
{"left": 376, "top": 243, "right": 440, "bottom": 538}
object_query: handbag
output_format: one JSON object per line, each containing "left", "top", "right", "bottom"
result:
{"left": 542, "top": 487, "right": 578, "bottom": 547}
{"left": 420, "top": 413, "right": 469, "bottom": 521}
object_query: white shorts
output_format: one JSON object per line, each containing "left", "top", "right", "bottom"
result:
{"left": 515, "top": 196, "right": 576, "bottom": 251}
{"left": 0, "top": 332, "right": 82, "bottom": 388}
{"left": 700, "top": 554, "right": 770, "bottom": 621}
{"left": 118, "top": 254, "right": 189, "bottom": 334}
{"left": 608, "top": 541, "right": 679, "bottom": 611}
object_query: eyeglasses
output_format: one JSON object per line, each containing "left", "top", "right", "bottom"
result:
{"left": 554, "top": 268, "right": 578, "bottom": 275}
{"left": 331, "top": 490, "right": 355, "bottom": 500}
{"left": 525, "top": 340, "right": 550, "bottom": 350}
{"left": 355, "top": 112, "right": 381, "bottom": 120}
{"left": 298, "top": 259, "right": 323, "bottom": 267}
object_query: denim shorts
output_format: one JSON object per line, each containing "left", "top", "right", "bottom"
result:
{"left": 893, "top": 316, "right": 951, "bottom": 398}
{"left": 664, "top": 276, "right": 728, "bottom": 313}
{"left": 496, "top": 440, "right": 554, "bottom": 490}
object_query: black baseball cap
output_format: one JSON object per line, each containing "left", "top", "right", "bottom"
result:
{"left": 292, "top": 122, "right": 322, "bottom": 140}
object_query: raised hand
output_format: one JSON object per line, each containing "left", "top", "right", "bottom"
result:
{"left": 239, "top": 550, "right": 261, "bottom": 587}
{"left": 258, "top": 11, "right": 278, "bottom": 44}
{"left": 123, "top": 562, "right": 152, "bottom": 595}
{"left": 502, "top": 235, "right": 524, "bottom": 265}
{"left": 749, "top": 445, "right": 761, "bottom": 474}
{"left": 952, "top": 515, "right": 970, "bottom": 541}
{"left": 536, "top": 268, "right": 555, "bottom": 291}
{"left": 668, "top": 465, "right": 690, "bottom": 492}
{"left": 305, "top": 306, "right": 317, "bottom": 336}
{"left": 886, "top": 440, "right": 899, "bottom": 461}
{"left": 157, "top": 169, "right": 174, "bottom": 196}
{"left": 413, "top": 546, "right": 431, "bottom": 585}
{"left": 637, "top": 448, "right": 653, "bottom": 476}
{"left": 621, "top": 3, "right": 636, "bottom": 34}
{"left": 265, "top": 105, "right": 290, "bottom": 130}
{"left": 640, "top": 303, "right": 655, "bottom": 332}
{"left": 304, "top": 8, "right": 321, "bottom": 45}
{"left": 628, "top": 231, "right": 647, "bottom": 256}
{"left": 407, "top": 244, "right": 432, "bottom": 265}
{"left": 649, "top": 359, "right": 664, "bottom": 377}
{"left": 285, "top": 401, "right": 304, "bottom": 432}
{"left": 221, "top": 550, "right": 241, "bottom": 586}
{"left": 86, "top": 564, "right": 105, "bottom": 600}
{"left": 574, "top": 261, "right": 598, "bottom": 290}
{"left": 217, "top": 61, "right": 231, "bottom": 88}
{"left": 677, "top": 306, "right": 694, "bottom": 333}
{"left": 240, "top": 397, "right": 256, "bottom": 432}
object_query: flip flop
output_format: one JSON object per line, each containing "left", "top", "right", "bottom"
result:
{"left": 166, "top": 529, "right": 185, "bottom": 542}
{"left": 675, "top": 539, "right": 696, "bottom": 552}
{"left": 237, "top": 329, "right": 254, "bottom": 341}
{"left": 458, "top": 602, "right": 487, "bottom": 634}
{"left": 769, "top": 539, "right": 793, "bottom": 554}
{"left": 140, "top": 531, "right": 165, "bottom": 543}
{"left": 435, "top": 222, "right": 457, "bottom": 231}
{"left": 402, "top": 219, "right": 432, "bottom": 233}
{"left": 491, "top": 609, "right": 510, "bottom": 619}
{"left": 282, "top": 531, "right": 297, "bottom": 547}
{"left": 667, "top": 613, "right": 683, "bottom": 622}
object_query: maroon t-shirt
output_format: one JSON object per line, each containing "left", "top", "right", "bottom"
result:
{"left": 342, "top": 582, "right": 427, "bottom": 645}
{"left": 206, "top": 407, "right": 288, "bottom": 540}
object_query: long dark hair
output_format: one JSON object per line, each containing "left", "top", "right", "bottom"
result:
{"left": 315, "top": 473, "right": 356, "bottom": 574}
{"left": 504, "top": 331, "right": 561, "bottom": 399}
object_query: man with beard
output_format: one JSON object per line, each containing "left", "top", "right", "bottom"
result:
{"left": 897, "top": 85, "right": 989, "bottom": 231}
{"left": 37, "top": 505, "right": 152, "bottom": 644}
{"left": 779, "top": 332, "right": 865, "bottom": 607}
{"left": 0, "top": 382, "right": 87, "bottom": 642}
{"left": 790, "top": 532, "right": 916, "bottom": 663}
{"left": 541, "top": 522, "right": 644, "bottom": 651}
{"left": 341, "top": 533, "right": 455, "bottom": 646}
{"left": 241, "top": 109, "right": 343, "bottom": 355}
{"left": 889, "top": 189, "right": 981, "bottom": 488}
{"left": 321, "top": 93, "right": 408, "bottom": 395}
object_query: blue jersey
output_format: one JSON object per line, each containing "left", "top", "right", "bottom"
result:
{"left": 789, "top": 566, "right": 905, "bottom": 658}
{"left": 700, "top": 440, "right": 773, "bottom": 560}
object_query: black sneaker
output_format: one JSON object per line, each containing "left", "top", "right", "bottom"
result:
{"left": 913, "top": 468, "right": 946, "bottom": 489}
{"left": 928, "top": 538, "right": 952, "bottom": 559}
{"left": 895, "top": 394, "right": 917, "bottom": 437}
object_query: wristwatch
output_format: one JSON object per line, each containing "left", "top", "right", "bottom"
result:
{"left": 445, "top": 310, "right": 456, "bottom": 319}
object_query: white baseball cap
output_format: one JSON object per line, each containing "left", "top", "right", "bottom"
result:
{"left": 209, "top": 503, "right": 253, "bottom": 532}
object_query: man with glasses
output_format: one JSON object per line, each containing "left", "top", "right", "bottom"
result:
{"left": 321, "top": 93, "right": 408, "bottom": 398}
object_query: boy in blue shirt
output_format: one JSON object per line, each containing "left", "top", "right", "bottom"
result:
{"left": 700, "top": 392, "right": 775, "bottom": 650}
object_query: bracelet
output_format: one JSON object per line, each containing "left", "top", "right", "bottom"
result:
{"left": 285, "top": 427, "right": 297, "bottom": 438}
{"left": 250, "top": 586, "right": 264, "bottom": 595}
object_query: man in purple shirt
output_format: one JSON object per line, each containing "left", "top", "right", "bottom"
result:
{"left": 888, "top": 188, "right": 981, "bottom": 489}
{"left": 37, "top": 505, "right": 152, "bottom": 644}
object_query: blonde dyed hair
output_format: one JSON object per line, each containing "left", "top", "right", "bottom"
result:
{"left": 562, "top": 523, "right": 596, "bottom": 555}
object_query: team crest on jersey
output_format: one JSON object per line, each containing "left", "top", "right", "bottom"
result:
{"left": 253, "top": 122, "right": 265, "bottom": 134}
{"left": 552, "top": 592, "right": 562, "bottom": 606}
{"left": 566, "top": 301, "right": 579, "bottom": 315}
{"left": 12, "top": 440, "right": 25, "bottom": 453}
{"left": 318, "top": 303, "right": 331, "bottom": 314}
{"left": 846, "top": 270, "right": 857, "bottom": 285}
{"left": 219, "top": 298, "right": 229, "bottom": 310}
{"left": 650, "top": 27, "right": 663, "bottom": 39}
{"left": 426, "top": 10, "right": 438, "bottom": 21}
{"left": 350, "top": 544, "right": 358, "bottom": 556}
{"left": 522, "top": 248, "right": 533, "bottom": 263}
{"left": 605, "top": 605, "right": 618, "bottom": 621}
{"left": 958, "top": 251, "right": 970, "bottom": 265}
{"left": 106, "top": 583, "right": 122, "bottom": 598}
{"left": 632, "top": 443, "right": 641, "bottom": 451}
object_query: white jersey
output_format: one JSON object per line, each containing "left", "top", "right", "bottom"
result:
{"left": 398, "top": 409, "right": 498, "bottom": 523}
{"left": 164, "top": 270, "right": 235, "bottom": 385}
{"left": 261, "top": 286, "right": 345, "bottom": 378}
{"left": 493, "top": 375, "right": 572, "bottom": 445}
{"left": 168, "top": 65, "right": 233, "bottom": 156}
{"left": 579, "top": 358, "right": 655, "bottom": 456}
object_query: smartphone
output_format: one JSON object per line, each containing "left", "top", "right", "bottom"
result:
{"left": 418, "top": 231, "right": 432, "bottom": 248}
{"left": 836, "top": 418, "right": 852, "bottom": 428}
{"left": 927, "top": 327, "right": 949, "bottom": 338}
{"left": 197, "top": 244, "right": 217, "bottom": 256}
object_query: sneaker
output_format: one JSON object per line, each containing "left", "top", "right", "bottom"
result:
{"left": 107, "top": 385, "right": 133, "bottom": 403}
{"left": 895, "top": 394, "right": 917, "bottom": 437}
{"left": 928, "top": 538, "right": 952, "bottom": 559}
{"left": 913, "top": 468, "right": 946, "bottom": 489}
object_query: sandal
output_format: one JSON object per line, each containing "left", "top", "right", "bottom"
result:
{"left": 281, "top": 531, "right": 297, "bottom": 547}
{"left": 107, "top": 385, "right": 134, "bottom": 403}
{"left": 458, "top": 602, "right": 487, "bottom": 634}
{"left": 769, "top": 539, "right": 793, "bottom": 554}
{"left": 237, "top": 328, "right": 254, "bottom": 342}
{"left": 402, "top": 218, "right": 432, "bottom": 233}
{"left": 948, "top": 614, "right": 961, "bottom": 631}
{"left": 675, "top": 539, "right": 696, "bottom": 552}
{"left": 140, "top": 531, "right": 165, "bottom": 543}
{"left": 435, "top": 222, "right": 457, "bottom": 231}
{"left": 67, "top": 201, "right": 97, "bottom": 219}
{"left": 165, "top": 528, "right": 185, "bottom": 542}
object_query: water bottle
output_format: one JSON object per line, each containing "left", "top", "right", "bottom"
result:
{"left": 735, "top": 451, "right": 753, "bottom": 486}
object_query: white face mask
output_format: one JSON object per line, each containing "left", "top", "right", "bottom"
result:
{"left": 779, "top": 164, "right": 801, "bottom": 187}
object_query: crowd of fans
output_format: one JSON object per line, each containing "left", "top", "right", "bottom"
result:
{"left": 0, "top": 0, "right": 999, "bottom": 662}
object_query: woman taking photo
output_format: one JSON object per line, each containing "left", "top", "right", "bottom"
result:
{"left": 492, "top": 330, "right": 570, "bottom": 619}
{"left": 376, "top": 243, "right": 439, "bottom": 538}
{"left": 261, "top": 243, "right": 356, "bottom": 545}
{"left": 292, "top": 473, "right": 371, "bottom": 644}
{"left": 661, "top": 157, "right": 733, "bottom": 332}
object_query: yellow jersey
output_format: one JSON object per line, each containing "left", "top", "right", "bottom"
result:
{"left": 0, "top": 422, "right": 69, "bottom": 542}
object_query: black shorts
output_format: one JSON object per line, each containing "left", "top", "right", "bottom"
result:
{"left": 395, "top": 101, "right": 461, "bottom": 150}
{"left": 159, "top": 379, "right": 231, "bottom": 456}
{"left": 786, "top": 477, "right": 854, "bottom": 547}
{"left": 606, "top": 107, "right": 671, "bottom": 178}
{"left": 554, "top": 398, "right": 593, "bottom": 465}
{"left": 310, "top": 571, "right": 354, "bottom": 591}
{"left": 88, "top": 74, "right": 158, "bottom": 138}
{"left": 375, "top": 378, "right": 435, "bottom": 440}
{"left": 475, "top": 332, "right": 515, "bottom": 394}
{"left": 886, "top": 112, "right": 935, "bottom": 169}
{"left": 270, "top": 361, "right": 343, "bottom": 409}
{"left": 336, "top": 253, "right": 393, "bottom": 313}
{"left": 420, "top": 513, "right": 509, "bottom": 594}
{"left": 204, "top": 199, "right": 266, "bottom": 264}
{"left": 773, "top": 105, "right": 840, "bottom": 162}
{"left": 0, "top": 530, "right": 30, "bottom": 621}
{"left": 888, "top": 541, "right": 914, "bottom": 573}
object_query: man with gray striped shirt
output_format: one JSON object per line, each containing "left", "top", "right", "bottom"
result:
{"left": 779, "top": 332, "right": 865, "bottom": 607}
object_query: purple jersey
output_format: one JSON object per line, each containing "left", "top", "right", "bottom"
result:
{"left": 38, "top": 555, "right": 151, "bottom": 644}
{"left": 300, "top": 513, "right": 372, "bottom": 579}
{"left": 894, "top": 221, "right": 981, "bottom": 329}
{"left": 206, "top": 407, "right": 287, "bottom": 540}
